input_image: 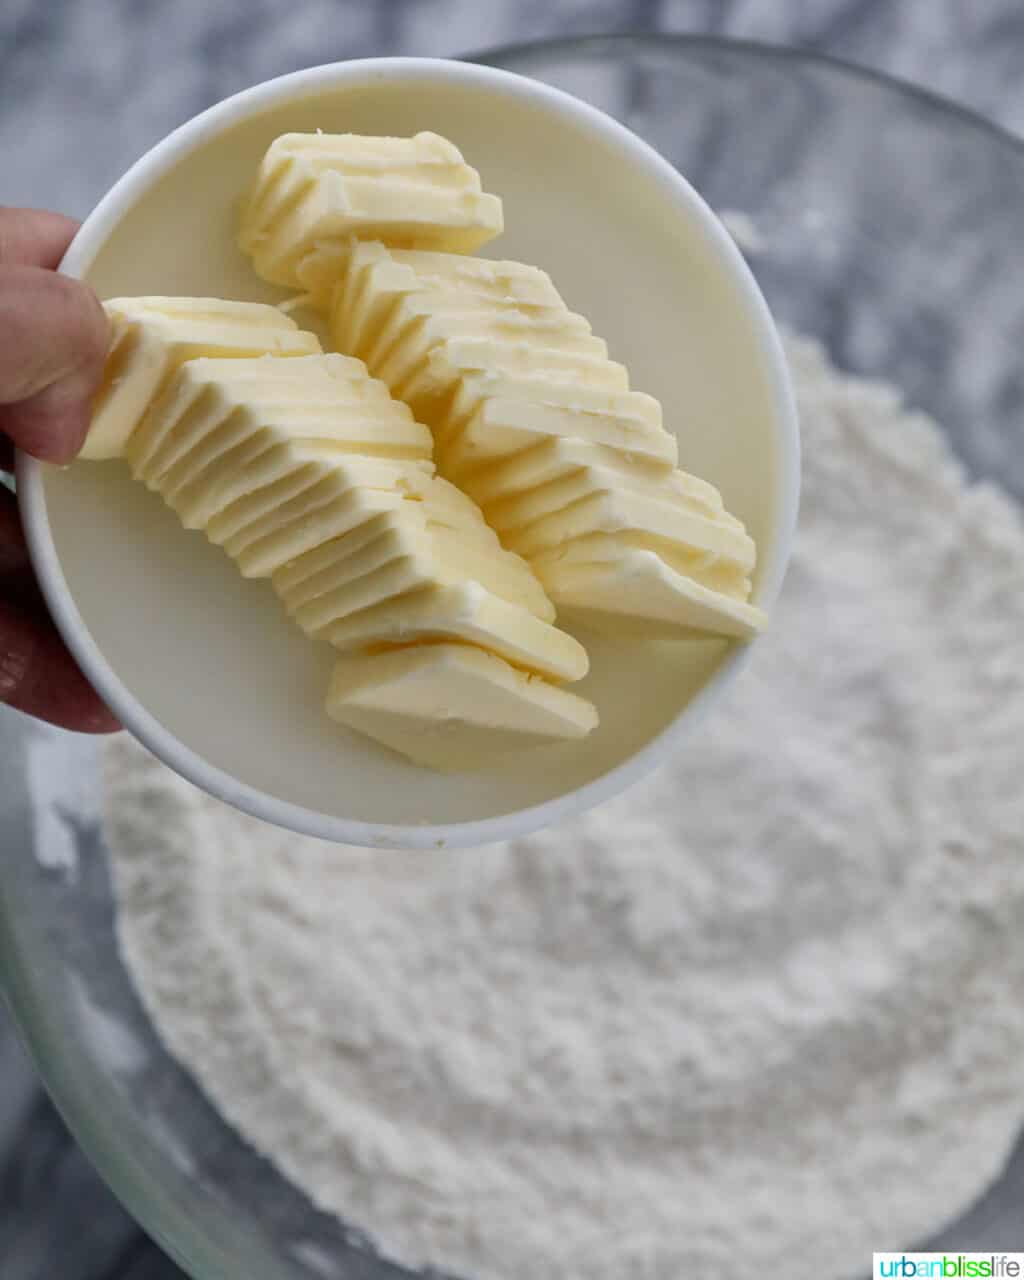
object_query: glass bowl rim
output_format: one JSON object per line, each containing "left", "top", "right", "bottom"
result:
{"left": 466, "top": 29, "right": 1024, "bottom": 162}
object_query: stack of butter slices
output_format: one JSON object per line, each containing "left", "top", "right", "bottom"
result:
{"left": 79, "top": 130, "right": 768, "bottom": 772}
{"left": 82, "top": 297, "right": 596, "bottom": 771}
{"left": 237, "top": 132, "right": 503, "bottom": 292}
{"left": 316, "top": 241, "right": 765, "bottom": 640}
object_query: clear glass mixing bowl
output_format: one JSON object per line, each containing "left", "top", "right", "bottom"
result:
{"left": 2, "top": 34, "right": 1024, "bottom": 1280}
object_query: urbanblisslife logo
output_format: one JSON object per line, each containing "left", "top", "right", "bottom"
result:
{"left": 875, "top": 1257, "right": 1024, "bottom": 1279}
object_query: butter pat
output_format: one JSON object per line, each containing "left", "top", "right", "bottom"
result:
{"left": 535, "top": 548, "right": 767, "bottom": 640}
{"left": 232, "top": 471, "right": 490, "bottom": 578}
{"left": 467, "top": 436, "right": 703, "bottom": 508}
{"left": 503, "top": 486, "right": 754, "bottom": 564}
{"left": 483, "top": 462, "right": 730, "bottom": 537}
{"left": 277, "top": 516, "right": 555, "bottom": 626}
{"left": 330, "top": 240, "right": 565, "bottom": 353}
{"left": 442, "top": 372, "right": 662, "bottom": 442}
{"left": 370, "top": 299, "right": 607, "bottom": 397}
{"left": 83, "top": 298, "right": 320, "bottom": 460}
{"left": 401, "top": 339, "right": 630, "bottom": 426}
{"left": 128, "top": 352, "right": 407, "bottom": 483}
{"left": 326, "top": 582, "right": 589, "bottom": 684}
{"left": 441, "top": 397, "right": 679, "bottom": 478}
{"left": 128, "top": 354, "right": 433, "bottom": 533}
{"left": 239, "top": 132, "right": 503, "bottom": 288}
{"left": 327, "top": 644, "right": 598, "bottom": 772}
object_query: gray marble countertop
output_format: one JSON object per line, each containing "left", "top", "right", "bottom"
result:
{"left": 3, "top": 1, "right": 1024, "bottom": 1277}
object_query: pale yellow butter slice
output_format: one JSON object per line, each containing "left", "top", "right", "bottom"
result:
{"left": 241, "top": 133, "right": 486, "bottom": 250}
{"left": 351, "top": 304, "right": 605, "bottom": 399}
{"left": 504, "top": 488, "right": 757, "bottom": 571}
{"left": 468, "top": 436, "right": 682, "bottom": 507}
{"left": 139, "top": 390, "right": 417, "bottom": 499}
{"left": 84, "top": 299, "right": 320, "bottom": 460}
{"left": 479, "top": 442, "right": 737, "bottom": 531}
{"left": 326, "top": 582, "right": 589, "bottom": 683}
{"left": 204, "top": 454, "right": 436, "bottom": 548}
{"left": 268, "top": 507, "right": 468, "bottom": 597}
{"left": 234, "top": 488, "right": 406, "bottom": 578}
{"left": 233, "top": 474, "right": 489, "bottom": 578}
{"left": 326, "top": 644, "right": 598, "bottom": 772}
{"left": 271, "top": 508, "right": 440, "bottom": 596}
{"left": 363, "top": 295, "right": 602, "bottom": 391}
{"left": 399, "top": 340, "right": 631, "bottom": 428}
{"left": 483, "top": 459, "right": 738, "bottom": 536}
{"left": 294, "top": 555, "right": 447, "bottom": 637}
{"left": 280, "top": 519, "right": 555, "bottom": 627}
{"left": 536, "top": 550, "right": 766, "bottom": 640}
{"left": 441, "top": 397, "right": 679, "bottom": 478}
{"left": 129, "top": 352, "right": 400, "bottom": 480}
{"left": 442, "top": 375, "right": 663, "bottom": 447}
{"left": 154, "top": 402, "right": 423, "bottom": 505}
{"left": 240, "top": 132, "right": 502, "bottom": 288}
{"left": 331, "top": 241, "right": 566, "bottom": 352}
{"left": 388, "top": 248, "right": 564, "bottom": 304}
{"left": 241, "top": 133, "right": 483, "bottom": 246}
{"left": 290, "top": 548, "right": 537, "bottom": 638}
{"left": 176, "top": 449, "right": 437, "bottom": 535}
{"left": 223, "top": 459, "right": 469, "bottom": 550}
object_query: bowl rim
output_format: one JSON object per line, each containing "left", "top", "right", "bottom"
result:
{"left": 468, "top": 27, "right": 1024, "bottom": 160}
{"left": 16, "top": 51, "right": 798, "bottom": 850}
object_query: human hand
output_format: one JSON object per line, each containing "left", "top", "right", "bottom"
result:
{"left": 0, "top": 207, "right": 119, "bottom": 733}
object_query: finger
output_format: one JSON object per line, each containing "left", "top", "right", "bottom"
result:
{"left": 0, "top": 265, "right": 109, "bottom": 463}
{"left": 0, "top": 599, "right": 120, "bottom": 733}
{"left": 0, "top": 207, "right": 79, "bottom": 270}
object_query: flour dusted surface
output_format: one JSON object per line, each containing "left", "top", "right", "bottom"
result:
{"left": 104, "top": 334, "right": 1024, "bottom": 1280}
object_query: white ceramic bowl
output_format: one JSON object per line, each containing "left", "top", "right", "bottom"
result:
{"left": 17, "top": 56, "right": 798, "bottom": 849}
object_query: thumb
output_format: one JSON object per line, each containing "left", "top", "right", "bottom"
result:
{"left": 0, "top": 266, "right": 110, "bottom": 464}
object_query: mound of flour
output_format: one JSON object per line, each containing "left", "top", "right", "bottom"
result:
{"left": 104, "top": 333, "right": 1024, "bottom": 1280}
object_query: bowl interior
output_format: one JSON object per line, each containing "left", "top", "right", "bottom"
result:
{"left": 33, "top": 64, "right": 789, "bottom": 835}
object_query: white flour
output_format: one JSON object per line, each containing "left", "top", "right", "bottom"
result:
{"left": 104, "top": 333, "right": 1024, "bottom": 1280}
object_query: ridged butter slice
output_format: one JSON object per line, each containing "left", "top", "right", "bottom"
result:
{"left": 504, "top": 488, "right": 757, "bottom": 571}
{"left": 466, "top": 437, "right": 714, "bottom": 510}
{"left": 367, "top": 299, "right": 606, "bottom": 396}
{"left": 442, "top": 373, "right": 662, "bottom": 443}
{"left": 483, "top": 460, "right": 737, "bottom": 537}
{"left": 233, "top": 474, "right": 492, "bottom": 579}
{"left": 181, "top": 452, "right": 438, "bottom": 536}
{"left": 84, "top": 298, "right": 320, "bottom": 460}
{"left": 239, "top": 132, "right": 502, "bottom": 288}
{"left": 441, "top": 398, "right": 679, "bottom": 478}
{"left": 326, "top": 582, "right": 589, "bottom": 684}
{"left": 326, "top": 644, "right": 598, "bottom": 772}
{"left": 204, "top": 454, "right": 436, "bottom": 549}
{"left": 271, "top": 507, "right": 487, "bottom": 596}
{"left": 128, "top": 353, "right": 403, "bottom": 481}
{"left": 535, "top": 550, "right": 766, "bottom": 640}
{"left": 530, "top": 530, "right": 753, "bottom": 601}
{"left": 400, "top": 340, "right": 631, "bottom": 427}
{"left": 332, "top": 242, "right": 566, "bottom": 352}
{"left": 279, "top": 517, "right": 555, "bottom": 629}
